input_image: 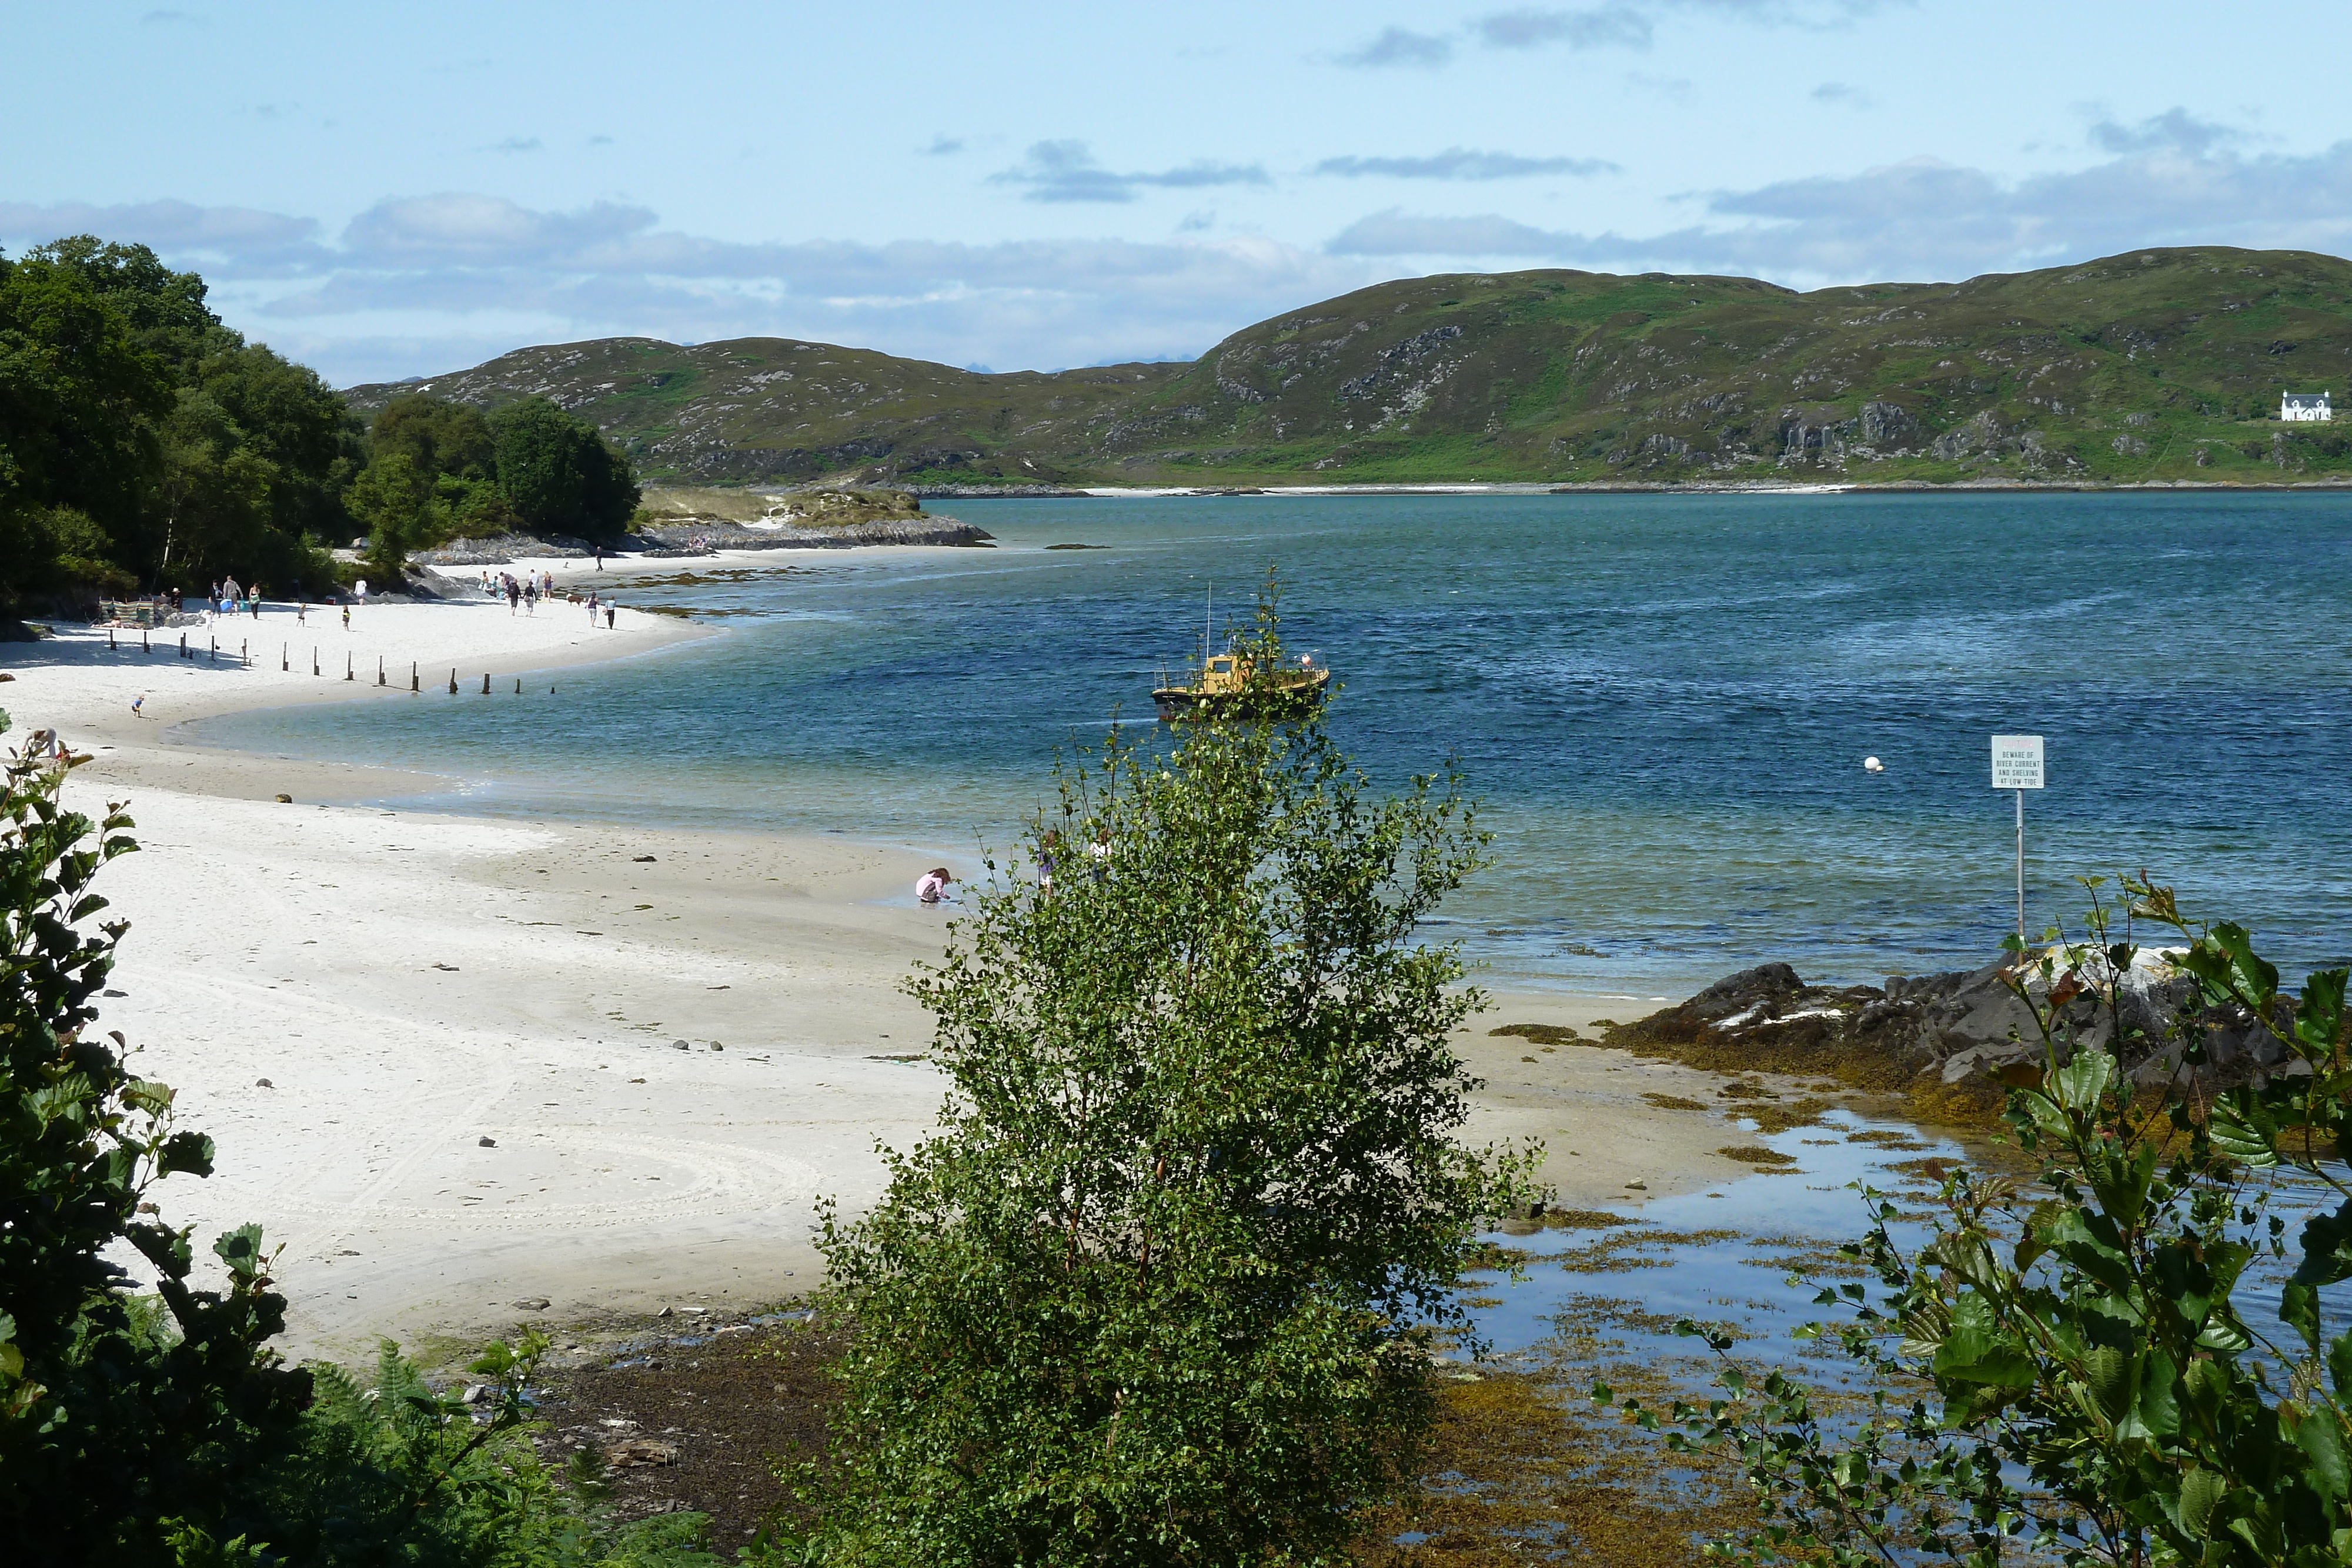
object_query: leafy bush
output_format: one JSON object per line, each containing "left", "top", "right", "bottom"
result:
{"left": 1601, "top": 875, "right": 2352, "bottom": 1567}
{"left": 791, "top": 587, "right": 1541, "bottom": 1564}
{"left": 0, "top": 737, "right": 313, "bottom": 1560}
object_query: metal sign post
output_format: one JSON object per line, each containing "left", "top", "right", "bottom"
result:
{"left": 1990, "top": 734, "right": 2045, "bottom": 943}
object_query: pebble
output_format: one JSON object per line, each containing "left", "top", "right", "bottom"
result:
{"left": 1623, "top": 1178, "right": 1648, "bottom": 1191}
{"left": 255, "top": 1078, "right": 274, "bottom": 1088}
{"left": 479, "top": 1136, "right": 497, "bottom": 1147}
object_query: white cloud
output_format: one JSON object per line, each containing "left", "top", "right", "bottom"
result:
{"left": 0, "top": 198, "right": 328, "bottom": 274}
{"left": 1315, "top": 148, "right": 1619, "bottom": 180}
{"left": 1327, "top": 120, "right": 2352, "bottom": 283}
{"left": 1338, "top": 26, "right": 1455, "bottom": 67}
{"left": 1475, "top": 8, "right": 1655, "bottom": 51}
{"left": 1345, "top": 0, "right": 1907, "bottom": 68}
{"left": 2087, "top": 107, "right": 2239, "bottom": 156}
{"left": 987, "top": 141, "right": 1271, "bottom": 203}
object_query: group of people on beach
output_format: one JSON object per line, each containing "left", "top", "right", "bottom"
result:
{"left": 480, "top": 570, "right": 556, "bottom": 614}
{"left": 471, "top": 569, "right": 619, "bottom": 628}
{"left": 915, "top": 828, "right": 1112, "bottom": 907}
{"left": 206, "top": 577, "right": 264, "bottom": 621}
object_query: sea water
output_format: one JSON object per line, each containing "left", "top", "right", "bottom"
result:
{"left": 194, "top": 490, "right": 2352, "bottom": 995}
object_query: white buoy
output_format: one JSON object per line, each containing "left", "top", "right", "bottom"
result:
{"left": 1863, "top": 755, "right": 1885, "bottom": 773}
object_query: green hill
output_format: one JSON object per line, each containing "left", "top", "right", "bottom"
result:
{"left": 345, "top": 246, "right": 2352, "bottom": 487}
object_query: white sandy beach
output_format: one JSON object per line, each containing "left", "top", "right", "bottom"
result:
{"left": 4, "top": 556, "right": 1752, "bottom": 1365}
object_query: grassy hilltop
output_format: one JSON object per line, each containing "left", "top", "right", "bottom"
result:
{"left": 346, "top": 246, "right": 2352, "bottom": 487}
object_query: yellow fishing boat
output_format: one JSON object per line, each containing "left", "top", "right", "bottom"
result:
{"left": 1152, "top": 646, "right": 1329, "bottom": 721}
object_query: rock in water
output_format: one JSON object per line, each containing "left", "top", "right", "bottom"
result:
{"left": 1607, "top": 947, "right": 2296, "bottom": 1122}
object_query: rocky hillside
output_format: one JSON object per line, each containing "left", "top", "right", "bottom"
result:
{"left": 347, "top": 246, "right": 2352, "bottom": 487}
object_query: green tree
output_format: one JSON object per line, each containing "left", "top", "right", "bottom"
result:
{"left": 1602, "top": 877, "right": 2352, "bottom": 1568}
{"left": 154, "top": 387, "right": 278, "bottom": 585}
{"left": 4, "top": 237, "right": 357, "bottom": 594}
{"left": 0, "top": 246, "right": 172, "bottom": 598}
{"left": 489, "top": 397, "right": 639, "bottom": 541}
{"left": 346, "top": 452, "right": 436, "bottom": 581}
{"left": 373, "top": 394, "right": 496, "bottom": 482}
{"left": 797, "top": 597, "right": 1538, "bottom": 1565}
{"left": 370, "top": 394, "right": 516, "bottom": 544}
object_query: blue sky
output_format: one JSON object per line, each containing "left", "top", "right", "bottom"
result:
{"left": 7, "top": 1, "right": 2350, "bottom": 386}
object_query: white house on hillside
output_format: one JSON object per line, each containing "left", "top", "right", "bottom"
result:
{"left": 2283, "top": 390, "right": 2333, "bottom": 422}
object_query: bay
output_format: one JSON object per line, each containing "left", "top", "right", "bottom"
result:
{"left": 193, "top": 490, "right": 2352, "bottom": 994}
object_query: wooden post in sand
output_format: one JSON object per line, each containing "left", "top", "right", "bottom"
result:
{"left": 108, "top": 627, "right": 116, "bottom": 651}
{"left": 312, "top": 646, "right": 320, "bottom": 676}
{"left": 208, "top": 637, "right": 216, "bottom": 662}
{"left": 142, "top": 628, "right": 150, "bottom": 654}
{"left": 345, "top": 651, "right": 354, "bottom": 682}
{"left": 282, "top": 643, "right": 288, "bottom": 671}
{"left": 179, "top": 633, "right": 188, "bottom": 659}
{"left": 514, "top": 678, "right": 522, "bottom": 695}
{"left": 411, "top": 661, "right": 419, "bottom": 693}
{"left": 481, "top": 672, "right": 491, "bottom": 694}
{"left": 447, "top": 667, "right": 457, "bottom": 694}
{"left": 376, "top": 654, "right": 385, "bottom": 687}
{"left": 240, "top": 639, "right": 248, "bottom": 667}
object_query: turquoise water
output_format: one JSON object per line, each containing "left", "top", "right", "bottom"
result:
{"left": 195, "top": 491, "right": 2352, "bottom": 993}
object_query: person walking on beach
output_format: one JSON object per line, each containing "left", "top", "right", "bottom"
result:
{"left": 507, "top": 579, "right": 522, "bottom": 615}
{"left": 586, "top": 592, "right": 599, "bottom": 624}
{"left": 604, "top": 603, "right": 616, "bottom": 629}
{"left": 917, "top": 867, "right": 953, "bottom": 904}
{"left": 340, "top": 602, "right": 351, "bottom": 632}
{"left": 297, "top": 601, "right": 308, "bottom": 625}
{"left": 594, "top": 546, "right": 603, "bottom": 571}
{"left": 131, "top": 694, "right": 145, "bottom": 718}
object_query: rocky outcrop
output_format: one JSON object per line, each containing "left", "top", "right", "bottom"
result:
{"left": 412, "top": 533, "right": 600, "bottom": 565}
{"left": 1859, "top": 400, "right": 1919, "bottom": 446}
{"left": 637, "top": 487, "right": 995, "bottom": 550}
{"left": 901, "top": 483, "right": 1087, "bottom": 499}
{"left": 1606, "top": 951, "right": 2299, "bottom": 1123}
{"left": 634, "top": 517, "right": 993, "bottom": 551}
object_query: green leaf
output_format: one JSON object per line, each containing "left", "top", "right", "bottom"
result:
{"left": 2051, "top": 1049, "right": 2115, "bottom": 1114}
{"left": 1932, "top": 1295, "right": 2036, "bottom": 1390}
{"left": 2300, "top": 1410, "right": 2350, "bottom": 1500}
{"left": 2180, "top": 1467, "right": 2227, "bottom": 1538}
{"left": 2209, "top": 1100, "right": 2280, "bottom": 1168}
{"left": 2296, "top": 968, "right": 2348, "bottom": 1059}
{"left": 212, "top": 1222, "right": 265, "bottom": 1276}
{"left": 159, "top": 1130, "right": 215, "bottom": 1178}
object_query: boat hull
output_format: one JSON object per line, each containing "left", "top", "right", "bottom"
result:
{"left": 1152, "top": 667, "right": 1329, "bottom": 722}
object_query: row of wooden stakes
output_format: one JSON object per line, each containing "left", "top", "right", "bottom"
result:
{"left": 99, "top": 626, "right": 542, "bottom": 695}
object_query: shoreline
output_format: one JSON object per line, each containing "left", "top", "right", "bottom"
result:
{"left": 908, "top": 477, "right": 2352, "bottom": 498}
{"left": 4, "top": 559, "right": 1745, "bottom": 1368}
